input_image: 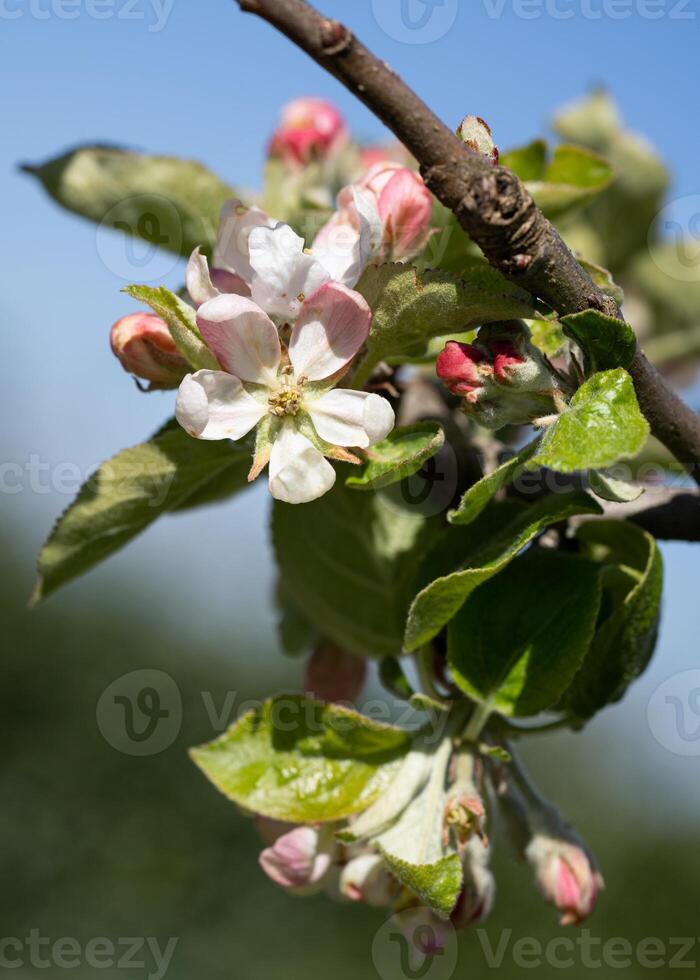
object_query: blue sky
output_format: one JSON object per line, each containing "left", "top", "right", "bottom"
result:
{"left": 2, "top": 0, "right": 699, "bottom": 807}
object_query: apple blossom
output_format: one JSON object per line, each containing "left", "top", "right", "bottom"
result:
{"left": 187, "top": 195, "right": 380, "bottom": 317}
{"left": 451, "top": 837, "right": 496, "bottom": 929}
{"left": 339, "top": 853, "right": 399, "bottom": 907}
{"left": 268, "top": 97, "right": 348, "bottom": 167}
{"left": 110, "top": 312, "right": 189, "bottom": 390}
{"left": 313, "top": 162, "right": 433, "bottom": 272}
{"left": 175, "top": 283, "right": 395, "bottom": 504}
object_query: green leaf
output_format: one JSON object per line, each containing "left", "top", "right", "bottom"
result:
{"left": 346, "top": 423, "right": 444, "bottom": 491}
{"left": 529, "top": 318, "right": 566, "bottom": 358}
{"left": 588, "top": 469, "right": 644, "bottom": 503}
{"left": 501, "top": 140, "right": 548, "bottom": 182}
{"left": 566, "top": 521, "right": 663, "bottom": 721}
{"left": 561, "top": 309, "right": 636, "bottom": 375}
{"left": 527, "top": 145, "right": 615, "bottom": 219}
{"left": 124, "top": 284, "right": 218, "bottom": 371}
{"left": 355, "top": 263, "right": 535, "bottom": 363}
{"left": 448, "top": 439, "right": 540, "bottom": 526}
{"left": 32, "top": 423, "right": 251, "bottom": 604}
{"left": 191, "top": 696, "right": 410, "bottom": 823}
{"left": 448, "top": 550, "right": 602, "bottom": 717}
{"left": 21, "top": 145, "right": 234, "bottom": 258}
{"left": 273, "top": 479, "right": 439, "bottom": 657}
{"left": 531, "top": 369, "right": 649, "bottom": 473}
{"left": 404, "top": 492, "right": 602, "bottom": 651}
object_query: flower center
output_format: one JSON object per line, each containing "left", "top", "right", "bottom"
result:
{"left": 268, "top": 378, "right": 304, "bottom": 417}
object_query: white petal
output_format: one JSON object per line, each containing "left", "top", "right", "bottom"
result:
{"left": 308, "top": 390, "right": 395, "bottom": 448}
{"left": 289, "top": 282, "right": 372, "bottom": 382}
{"left": 268, "top": 425, "right": 336, "bottom": 504}
{"left": 249, "top": 224, "right": 330, "bottom": 320}
{"left": 312, "top": 186, "right": 382, "bottom": 288}
{"left": 197, "top": 294, "right": 281, "bottom": 385}
{"left": 186, "top": 247, "right": 219, "bottom": 307}
{"left": 175, "top": 370, "right": 266, "bottom": 441}
{"left": 214, "top": 199, "right": 276, "bottom": 284}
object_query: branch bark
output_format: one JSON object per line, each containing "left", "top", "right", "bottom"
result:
{"left": 234, "top": 0, "right": 700, "bottom": 482}
{"left": 596, "top": 489, "right": 700, "bottom": 542}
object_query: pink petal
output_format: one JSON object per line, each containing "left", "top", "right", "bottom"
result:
{"left": 378, "top": 169, "right": 433, "bottom": 258}
{"left": 196, "top": 294, "right": 281, "bottom": 385}
{"left": 289, "top": 283, "right": 372, "bottom": 382}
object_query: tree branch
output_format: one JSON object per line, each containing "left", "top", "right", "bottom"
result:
{"left": 597, "top": 489, "right": 700, "bottom": 542}
{"left": 234, "top": 0, "right": 700, "bottom": 483}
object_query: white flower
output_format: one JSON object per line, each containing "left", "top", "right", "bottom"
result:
{"left": 186, "top": 195, "right": 382, "bottom": 320}
{"left": 175, "top": 282, "right": 395, "bottom": 504}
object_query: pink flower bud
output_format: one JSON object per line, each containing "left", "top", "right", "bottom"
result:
{"left": 269, "top": 97, "right": 347, "bottom": 167}
{"left": 339, "top": 853, "right": 399, "bottom": 908}
{"left": 456, "top": 115, "right": 499, "bottom": 165}
{"left": 527, "top": 836, "right": 604, "bottom": 926}
{"left": 359, "top": 163, "right": 434, "bottom": 260}
{"left": 110, "top": 313, "right": 188, "bottom": 390}
{"left": 304, "top": 644, "right": 367, "bottom": 704}
{"left": 259, "top": 825, "right": 336, "bottom": 895}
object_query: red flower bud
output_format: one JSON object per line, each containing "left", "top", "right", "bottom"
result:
{"left": 269, "top": 97, "right": 347, "bottom": 167}
{"left": 435, "top": 341, "right": 490, "bottom": 398}
{"left": 110, "top": 313, "right": 188, "bottom": 390}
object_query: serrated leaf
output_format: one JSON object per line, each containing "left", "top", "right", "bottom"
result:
{"left": 531, "top": 369, "right": 649, "bottom": 473}
{"left": 32, "top": 423, "right": 251, "bottom": 603}
{"left": 527, "top": 145, "right": 615, "bottom": 219}
{"left": 448, "top": 550, "right": 602, "bottom": 717}
{"left": 566, "top": 521, "right": 663, "bottom": 721}
{"left": 355, "top": 264, "right": 535, "bottom": 363}
{"left": 124, "top": 284, "right": 218, "bottom": 371}
{"left": 346, "top": 423, "right": 444, "bottom": 491}
{"left": 273, "top": 479, "right": 439, "bottom": 657}
{"left": 405, "top": 492, "right": 602, "bottom": 651}
{"left": 22, "top": 145, "right": 234, "bottom": 258}
{"left": 448, "top": 439, "right": 540, "bottom": 526}
{"left": 561, "top": 310, "right": 636, "bottom": 375}
{"left": 191, "top": 696, "right": 410, "bottom": 823}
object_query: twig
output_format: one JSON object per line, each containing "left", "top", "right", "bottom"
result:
{"left": 233, "top": 0, "right": 700, "bottom": 483}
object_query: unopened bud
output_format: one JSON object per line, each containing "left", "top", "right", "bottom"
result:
{"left": 359, "top": 162, "right": 434, "bottom": 260}
{"left": 456, "top": 115, "right": 499, "bottom": 165}
{"left": 339, "top": 853, "right": 399, "bottom": 908}
{"left": 258, "top": 825, "right": 336, "bottom": 895}
{"left": 110, "top": 313, "right": 188, "bottom": 390}
{"left": 436, "top": 323, "right": 559, "bottom": 429}
{"left": 304, "top": 644, "right": 367, "bottom": 704}
{"left": 269, "top": 97, "right": 347, "bottom": 167}
{"left": 527, "top": 835, "right": 604, "bottom": 926}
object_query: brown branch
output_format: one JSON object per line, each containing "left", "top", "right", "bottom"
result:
{"left": 597, "top": 489, "right": 700, "bottom": 542}
{"left": 234, "top": 0, "right": 700, "bottom": 483}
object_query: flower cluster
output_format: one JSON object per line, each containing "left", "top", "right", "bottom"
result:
{"left": 111, "top": 100, "right": 437, "bottom": 504}
{"left": 436, "top": 321, "right": 561, "bottom": 429}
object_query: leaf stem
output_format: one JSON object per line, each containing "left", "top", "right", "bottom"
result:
{"left": 462, "top": 701, "right": 492, "bottom": 743}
